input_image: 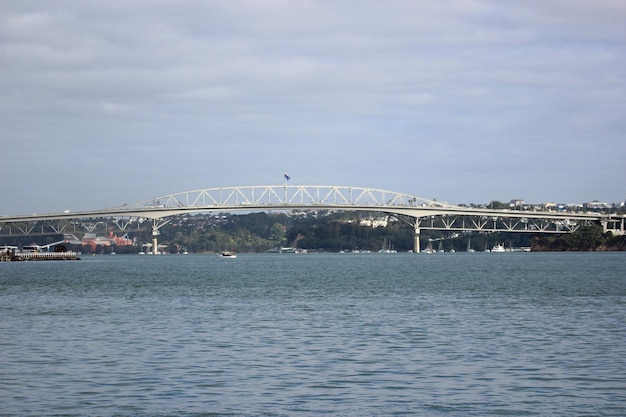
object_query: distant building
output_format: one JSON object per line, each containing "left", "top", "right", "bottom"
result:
{"left": 584, "top": 200, "right": 610, "bottom": 210}
{"left": 359, "top": 216, "right": 390, "bottom": 228}
{"left": 563, "top": 203, "right": 583, "bottom": 211}
{"left": 81, "top": 232, "right": 134, "bottom": 251}
{"left": 509, "top": 199, "right": 531, "bottom": 210}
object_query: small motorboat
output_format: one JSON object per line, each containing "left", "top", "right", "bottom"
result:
{"left": 491, "top": 243, "right": 506, "bottom": 253}
{"left": 216, "top": 251, "right": 237, "bottom": 258}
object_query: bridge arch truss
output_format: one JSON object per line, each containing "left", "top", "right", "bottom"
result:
{"left": 115, "top": 185, "right": 450, "bottom": 214}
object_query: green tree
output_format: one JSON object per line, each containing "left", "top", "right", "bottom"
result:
{"left": 270, "top": 223, "right": 286, "bottom": 244}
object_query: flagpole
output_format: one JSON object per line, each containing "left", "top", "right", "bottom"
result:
{"left": 283, "top": 173, "right": 289, "bottom": 203}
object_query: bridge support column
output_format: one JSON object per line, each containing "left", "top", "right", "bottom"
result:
{"left": 152, "top": 220, "right": 159, "bottom": 255}
{"left": 152, "top": 227, "right": 159, "bottom": 255}
{"left": 414, "top": 225, "right": 421, "bottom": 253}
{"left": 150, "top": 218, "right": 171, "bottom": 255}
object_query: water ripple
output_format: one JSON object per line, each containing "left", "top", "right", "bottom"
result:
{"left": 1, "top": 253, "right": 625, "bottom": 416}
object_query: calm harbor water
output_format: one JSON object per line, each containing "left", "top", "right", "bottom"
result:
{"left": 1, "top": 252, "right": 625, "bottom": 416}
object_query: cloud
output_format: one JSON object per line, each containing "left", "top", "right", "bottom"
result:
{"left": 0, "top": 0, "right": 625, "bottom": 213}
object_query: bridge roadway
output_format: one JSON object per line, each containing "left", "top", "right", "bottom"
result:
{"left": 1, "top": 185, "right": 624, "bottom": 253}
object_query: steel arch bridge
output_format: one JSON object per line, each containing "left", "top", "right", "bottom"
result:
{"left": 1, "top": 185, "right": 624, "bottom": 253}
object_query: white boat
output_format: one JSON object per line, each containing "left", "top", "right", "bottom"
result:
{"left": 379, "top": 239, "right": 397, "bottom": 253}
{"left": 279, "top": 247, "right": 302, "bottom": 253}
{"left": 378, "top": 239, "right": 398, "bottom": 253}
{"left": 216, "top": 251, "right": 237, "bottom": 258}
{"left": 423, "top": 241, "right": 435, "bottom": 254}
{"left": 491, "top": 243, "right": 506, "bottom": 253}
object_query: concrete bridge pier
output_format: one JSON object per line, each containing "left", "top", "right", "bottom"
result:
{"left": 151, "top": 218, "right": 171, "bottom": 255}
{"left": 414, "top": 224, "right": 421, "bottom": 253}
{"left": 152, "top": 227, "right": 159, "bottom": 255}
{"left": 602, "top": 217, "right": 626, "bottom": 236}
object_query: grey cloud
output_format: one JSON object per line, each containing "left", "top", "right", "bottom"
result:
{"left": 1, "top": 0, "right": 624, "bottom": 213}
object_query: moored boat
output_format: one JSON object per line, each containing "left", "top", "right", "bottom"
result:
{"left": 467, "top": 238, "right": 475, "bottom": 252}
{"left": 491, "top": 243, "right": 506, "bottom": 253}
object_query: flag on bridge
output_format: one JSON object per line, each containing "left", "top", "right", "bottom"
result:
{"left": 284, "top": 173, "right": 291, "bottom": 181}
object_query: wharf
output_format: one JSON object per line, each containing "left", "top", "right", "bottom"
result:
{"left": 1, "top": 251, "right": 80, "bottom": 261}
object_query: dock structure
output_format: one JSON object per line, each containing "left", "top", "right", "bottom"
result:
{"left": 1, "top": 250, "right": 80, "bottom": 262}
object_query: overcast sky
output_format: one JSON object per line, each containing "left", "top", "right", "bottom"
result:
{"left": 1, "top": 0, "right": 625, "bottom": 214}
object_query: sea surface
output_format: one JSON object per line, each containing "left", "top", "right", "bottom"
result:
{"left": 1, "top": 252, "right": 625, "bottom": 416}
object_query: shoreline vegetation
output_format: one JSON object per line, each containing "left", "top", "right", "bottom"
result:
{"left": 2, "top": 211, "right": 625, "bottom": 254}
